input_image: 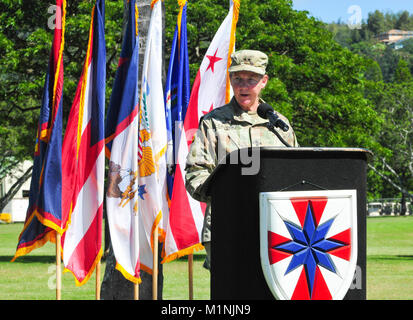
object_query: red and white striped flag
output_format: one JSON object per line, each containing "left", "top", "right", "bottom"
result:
{"left": 163, "top": 0, "right": 240, "bottom": 262}
{"left": 61, "top": 0, "right": 106, "bottom": 286}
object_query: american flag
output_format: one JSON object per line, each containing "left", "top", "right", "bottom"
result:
{"left": 61, "top": 0, "right": 106, "bottom": 286}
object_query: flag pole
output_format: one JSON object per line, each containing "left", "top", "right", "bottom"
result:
{"left": 95, "top": 260, "right": 101, "bottom": 300}
{"left": 134, "top": 211, "right": 139, "bottom": 300}
{"left": 152, "top": 225, "right": 158, "bottom": 300}
{"left": 134, "top": 282, "right": 139, "bottom": 300}
{"left": 188, "top": 253, "right": 194, "bottom": 300}
{"left": 56, "top": 231, "right": 62, "bottom": 300}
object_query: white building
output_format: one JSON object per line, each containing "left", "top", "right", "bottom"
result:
{"left": 0, "top": 160, "right": 32, "bottom": 222}
{"left": 377, "top": 29, "right": 413, "bottom": 44}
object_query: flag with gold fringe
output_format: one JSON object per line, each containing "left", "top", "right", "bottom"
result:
{"left": 105, "top": 0, "right": 141, "bottom": 283}
{"left": 164, "top": 0, "right": 190, "bottom": 203}
{"left": 12, "top": 0, "right": 66, "bottom": 262}
{"left": 163, "top": 0, "right": 240, "bottom": 263}
{"left": 61, "top": 0, "right": 106, "bottom": 286}
{"left": 137, "top": 0, "right": 169, "bottom": 273}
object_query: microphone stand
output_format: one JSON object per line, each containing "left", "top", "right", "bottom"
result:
{"left": 266, "top": 123, "right": 292, "bottom": 148}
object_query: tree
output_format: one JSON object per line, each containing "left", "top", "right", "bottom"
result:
{"left": 169, "top": 0, "right": 383, "bottom": 197}
{"left": 395, "top": 11, "right": 411, "bottom": 30}
{"left": 377, "top": 45, "right": 400, "bottom": 82}
{"left": 2, "top": 1, "right": 405, "bottom": 209}
{"left": 367, "top": 82, "right": 413, "bottom": 212}
{"left": 0, "top": 0, "right": 124, "bottom": 209}
{"left": 367, "top": 10, "right": 387, "bottom": 35}
{"left": 236, "top": 0, "right": 379, "bottom": 149}
{"left": 394, "top": 58, "right": 413, "bottom": 83}
{"left": 326, "top": 9, "right": 413, "bottom": 203}
{"left": 364, "top": 59, "right": 383, "bottom": 82}
{"left": 166, "top": 0, "right": 387, "bottom": 201}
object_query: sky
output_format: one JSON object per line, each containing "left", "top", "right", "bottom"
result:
{"left": 292, "top": 0, "right": 413, "bottom": 24}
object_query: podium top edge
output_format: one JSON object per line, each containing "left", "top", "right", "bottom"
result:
{"left": 225, "top": 147, "right": 374, "bottom": 161}
{"left": 259, "top": 146, "right": 373, "bottom": 155}
{"left": 203, "top": 147, "right": 373, "bottom": 196}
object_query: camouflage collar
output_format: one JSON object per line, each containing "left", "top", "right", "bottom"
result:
{"left": 230, "top": 97, "right": 269, "bottom": 126}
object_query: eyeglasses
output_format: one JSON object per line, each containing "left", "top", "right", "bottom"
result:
{"left": 230, "top": 76, "right": 262, "bottom": 87}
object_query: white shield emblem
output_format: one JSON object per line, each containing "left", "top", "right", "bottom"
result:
{"left": 260, "top": 190, "right": 357, "bottom": 300}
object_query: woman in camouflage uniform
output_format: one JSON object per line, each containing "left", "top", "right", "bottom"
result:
{"left": 185, "top": 49, "right": 298, "bottom": 269}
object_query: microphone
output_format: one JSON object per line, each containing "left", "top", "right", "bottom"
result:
{"left": 257, "top": 103, "right": 289, "bottom": 132}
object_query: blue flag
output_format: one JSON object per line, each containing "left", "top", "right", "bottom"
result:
{"left": 105, "top": 0, "right": 139, "bottom": 156}
{"left": 12, "top": 0, "right": 65, "bottom": 261}
{"left": 164, "top": 2, "right": 190, "bottom": 199}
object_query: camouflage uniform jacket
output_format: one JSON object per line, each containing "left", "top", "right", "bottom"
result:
{"left": 185, "top": 97, "right": 298, "bottom": 244}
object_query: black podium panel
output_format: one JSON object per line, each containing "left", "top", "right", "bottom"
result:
{"left": 208, "top": 147, "right": 370, "bottom": 300}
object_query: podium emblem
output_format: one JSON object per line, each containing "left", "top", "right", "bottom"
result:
{"left": 259, "top": 190, "right": 357, "bottom": 300}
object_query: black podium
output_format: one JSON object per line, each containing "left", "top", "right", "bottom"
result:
{"left": 205, "top": 147, "right": 371, "bottom": 300}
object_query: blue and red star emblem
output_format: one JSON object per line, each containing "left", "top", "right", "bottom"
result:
{"left": 268, "top": 198, "right": 352, "bottom": 300}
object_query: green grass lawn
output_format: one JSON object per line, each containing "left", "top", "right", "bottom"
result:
{"left": 0, "top": 222, "right": 210, "bottom": 300}
{"left": 366, "top": 215, "right": 413, "bottom": 300}
{"left": 1, "top": 216, "right": 412, "bottom": 300}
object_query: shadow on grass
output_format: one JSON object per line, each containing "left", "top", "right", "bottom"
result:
{"left": 368, "top": 255, "right": 413, "bottom": 261}
{"left": 1, "top": 253, "right": 207, "bottom": 264}
{"left": 0, "top": 255, "right": 55, "bottom": 264}
{"left": 173, "top": 253, "right": 206, "bottom": 262}
{"left": 398, "top": 255, "right": 413, "bottom": 260}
